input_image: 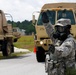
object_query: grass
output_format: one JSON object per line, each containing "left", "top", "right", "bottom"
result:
{"left": 65, "top": 68, "right": 76, "bottom": 75}
{"left": 14, "top": 35, "right": 34, "bottom": 52}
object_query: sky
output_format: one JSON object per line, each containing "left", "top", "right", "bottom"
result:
{"left": 0, "top": 0, "right": 76, "bottom": 22}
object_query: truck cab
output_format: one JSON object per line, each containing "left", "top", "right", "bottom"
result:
{"left": 33, "top": 3, "right": 76, "bottom": 62}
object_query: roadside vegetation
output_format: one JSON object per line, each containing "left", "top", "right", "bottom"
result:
{"left": 14, "top": 35, "right": 34, "bottom": 52}
{"left": 8, "top": 20, "right": 36, "bottom": 35}
{"left": 65, "top": 68, "right": 76, "bottom": 75}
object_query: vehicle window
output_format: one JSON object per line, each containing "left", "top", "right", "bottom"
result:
{"left": 57, "top": 10, "right": 75, "bottom": 25}
{"left": 37, "top": 13, "right": 43, "bottom": 25}
{"left": 37, "top": 10, "right": 56, "bottom": 25}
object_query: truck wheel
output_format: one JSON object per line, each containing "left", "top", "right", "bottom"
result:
{"left": 11, "top": 45, "right": 14, "bottom": 53}
{"left": 2, "top": 41, "right": 12, "bottom": 56}
{"left": 36, "top": 47, "right": 45, "bottom": 62}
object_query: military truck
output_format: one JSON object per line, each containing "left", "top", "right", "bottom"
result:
{"left": 13, "top": 27, "right": 21, "bottom": 42}
{"left": 0, "top": 10, "right": 20, "bottom": 56}
{"left": 32, "top": 3, "right": 76, "bottom": 62}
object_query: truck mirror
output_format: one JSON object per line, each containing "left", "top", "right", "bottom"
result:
{"left": 32, "top": 15, "right": 36, "bottom": 25}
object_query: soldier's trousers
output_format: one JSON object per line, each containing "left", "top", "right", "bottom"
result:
{"left": 48, "top": 62, "right": 75, "bottom": 75}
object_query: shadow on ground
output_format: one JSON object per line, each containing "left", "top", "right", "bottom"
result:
{"left": 0, "top": 52, "right": 31, "bottom": 60}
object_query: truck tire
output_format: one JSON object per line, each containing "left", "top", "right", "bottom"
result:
{"left": 2, "top": 41, "right": 12, "bottom": 56}
{"left": 36, "top": 47, "right": 45, "bottom": 62}
{"left": 11, "top": 45, "right": 14, "bottom": 53}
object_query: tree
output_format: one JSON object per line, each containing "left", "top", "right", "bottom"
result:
{"left": 8, "top": 20, "right": 35, "bottom": 35}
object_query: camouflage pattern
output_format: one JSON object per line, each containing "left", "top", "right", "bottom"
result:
{"left": 55, "top": 18, "right": 71, "bottom": 26}
{"left": 54, "top": 34, "right": 76, "bottom": 66}
{"left": 44, "top": 19, "right": 76, "bottom": 75}
{"left": 44, "top": 22, "right": 55, "bottom": 44}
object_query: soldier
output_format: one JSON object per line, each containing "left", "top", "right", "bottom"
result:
{"left": 42, "top": 11, "right": 76, "bottom": 75}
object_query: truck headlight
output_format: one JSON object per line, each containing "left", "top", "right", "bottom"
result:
{"left": 40, "top": 41, "right": 43, "bottom": 45}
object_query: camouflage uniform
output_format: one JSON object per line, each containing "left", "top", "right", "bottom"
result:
{"left": 44, "top": 19, "right": 76, "bottom": 75}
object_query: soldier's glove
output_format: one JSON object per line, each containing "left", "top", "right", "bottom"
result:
{"left": 42, "top": 11, "right": 49, "bottom": 23}
{"left": 48, "top": 44, "right": 55, "bottom": 54}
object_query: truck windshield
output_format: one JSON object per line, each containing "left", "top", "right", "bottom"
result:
{"left": 57, "top": 10, "right": 75, "bottom": 25}
{"left": 37, "top": 10, "right": 56, "bottom": 25}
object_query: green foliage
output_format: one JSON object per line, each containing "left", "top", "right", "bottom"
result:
{"left": 8, "top": 20, "right": 36, "bottom": 35}
{"left": 65, "top": 68, "right": 76, "bottom": 75}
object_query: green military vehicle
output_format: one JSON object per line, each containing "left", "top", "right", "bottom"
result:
{"left": 32, "top": 3, "right": 76, "bottom": 62}
{"left": 0, "top": 10, "right": 21, "bottom": 56}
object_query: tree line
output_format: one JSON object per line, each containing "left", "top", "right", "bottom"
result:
{"left": 8, "top": 20, "right": 36, "bottom": 35}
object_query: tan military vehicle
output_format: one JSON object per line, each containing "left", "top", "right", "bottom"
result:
{"left": 0, "top": 10, "right": 21, "bottom": 56}
{"left": 32, "top": 3, "right": 76, "bottom": 62}
{"left": 13, "top": 27, "right": 21, "bottom": 42}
